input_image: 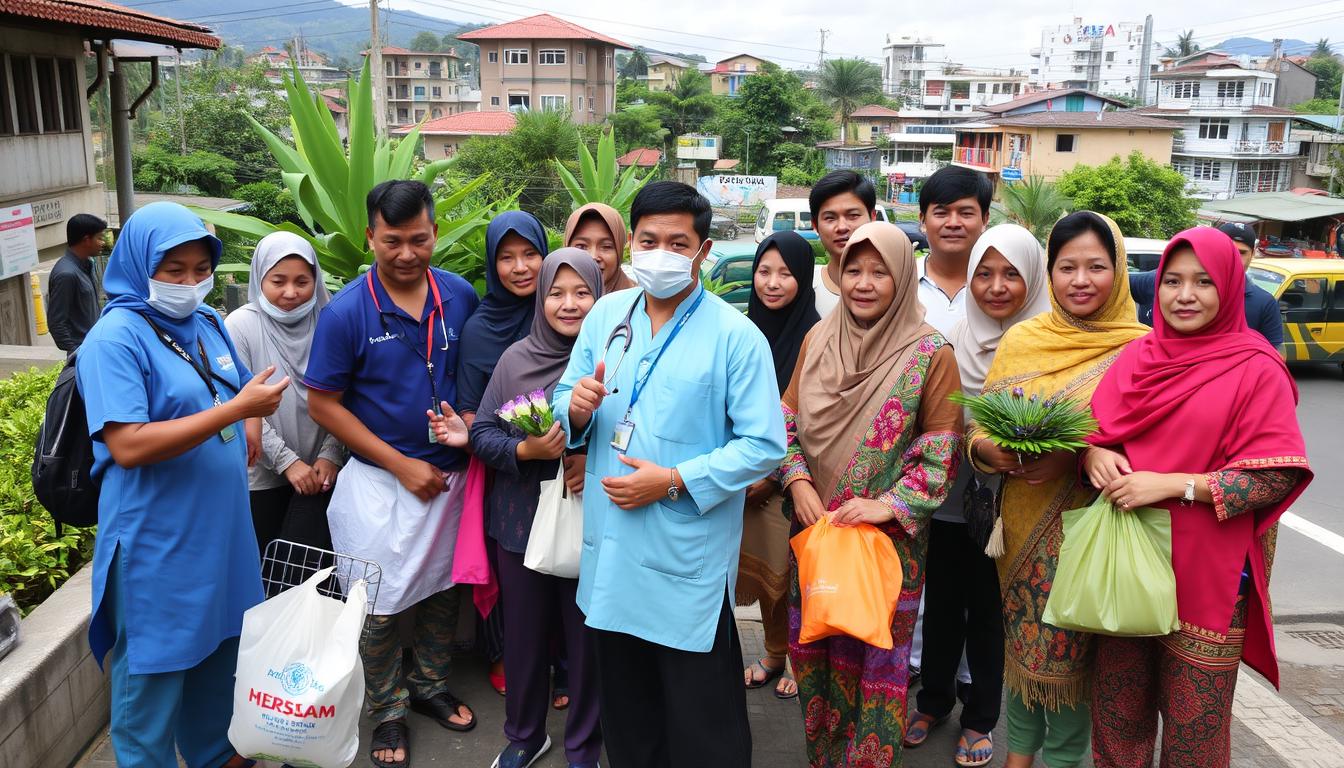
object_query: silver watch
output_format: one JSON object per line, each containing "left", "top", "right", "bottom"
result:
{"left": 1180, "top": 477, "right": 1196, "bottom": 506}
{"left": 668, "top": 471, "right": 680, "bottom": 501}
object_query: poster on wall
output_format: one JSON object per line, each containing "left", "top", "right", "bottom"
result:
{"left": 696, "top": 175, "right": 778, "bottom": 207}
{"left": 0, "top": 204, "right": 38, "bottom": 281}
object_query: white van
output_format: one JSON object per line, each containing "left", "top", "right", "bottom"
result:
{"left": 755, "top": 199, "right": 891, "bottom": 243}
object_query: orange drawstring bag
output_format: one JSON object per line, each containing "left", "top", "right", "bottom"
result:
{"left": 790, "top": 516, "right": 903, "bottom": 649}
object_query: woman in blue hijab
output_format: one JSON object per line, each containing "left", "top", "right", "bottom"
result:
{"left": 76, "top": 202, "right": 288, "bottom": 767}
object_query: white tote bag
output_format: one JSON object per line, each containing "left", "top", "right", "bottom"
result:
{"left": 229, "top": 567, "right": 367, "bottom": 768}
{"left": 523, "top": 466, "right": 584, "bottom": 578}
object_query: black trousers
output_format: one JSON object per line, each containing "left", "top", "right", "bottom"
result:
{"left": 915, "top": 519, "right": 1004, "bottom": 734}
{"left": 593, "top": 597, "right": 751, "bottom": 768}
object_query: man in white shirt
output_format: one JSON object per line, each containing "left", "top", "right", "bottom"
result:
{"left": 810, "top": 171, "right": 878, "bottom": 314}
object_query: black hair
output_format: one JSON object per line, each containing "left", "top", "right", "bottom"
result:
{"left": 1047, "top": 211, "right": 1117, "bottom": 271}
{"left": 630, "top": 181, "right": 712, "bottom": 242}
{"left": 1216, "top": 222, "right": 1257, "bottom": 251}
{"left": 918, "top": 166, "right": 993, "bottom": 217}
{"left": 66, "top": 213, "right": 107, "bottom": 246}
{"left": 808, "top": 170, "right": 877, "bottom": 220}
{"left": 367, "top": 179, "right": 434, "bottom": 228}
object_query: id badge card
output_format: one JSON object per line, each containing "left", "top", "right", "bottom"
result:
{"left": 610, "top": 419, "right": 635, "bottom": 453}
{"left": 219, "top": 422, "right": 238, "bottom": 443}
{"left": 428, "top": 402, "right": 441, "bottom": 445}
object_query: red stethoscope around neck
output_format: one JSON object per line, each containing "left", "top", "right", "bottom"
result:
{"left": 365, "top": 268, "right": 451, "bottom": 358}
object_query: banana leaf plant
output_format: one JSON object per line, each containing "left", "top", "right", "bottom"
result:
{"left": 193, "top": 58, "right": 492, "bottom": 285}
{"left": 552, "top": 128, "right": 655, "bottom": 219}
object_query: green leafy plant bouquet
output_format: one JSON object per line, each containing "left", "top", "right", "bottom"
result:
{"left": 949, "top": 387, "right": 1098, "bottom": 456}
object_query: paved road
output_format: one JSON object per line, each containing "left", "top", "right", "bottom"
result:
{"left": 77, "top": 364, "right": 1344, "bottom": 768}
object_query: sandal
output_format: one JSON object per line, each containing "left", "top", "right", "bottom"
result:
{"left": 902, "top": 711, "right": 947, "bottom": 748}
{"left": 410, "top": 690, "right": 476, "bottom": 733}
{"left": 774, "top": 674, "right": 799, "bottom": 700}
{"left": 955, "top": 730, "right": 994, "bottom": 767}
{"left": 489, "top": 661, "right": 506, "bottom": 696}
{"left": 744, "top": 658, "right": 785, "bottom": 689}
{"left": 552, "top": 686, "right": 570, "bottom": 711}
{"left": 370, "top": 718, "right": 410, "bottom": 768}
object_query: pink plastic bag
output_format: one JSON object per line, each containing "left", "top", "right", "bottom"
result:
{"left": 451, "top": 456, "right": 498, "bottom": 617}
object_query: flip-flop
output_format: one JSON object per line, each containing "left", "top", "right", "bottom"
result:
{"left": 955, "top": 730, "right": 994, "bottom": 767}
{"left": 552, "top": 687, "right": 570, "bottom": 711}
{"left": 370, "top": 718, "right": 410, "bottom": 768}
{"left": 774, "top": 674, "right": 799, "bottom": 700}
{"left": 902, "top": 712, "right": 948, "bottom": 748}
{"left": 744, "top": 658, "right": 785, "bottom": 689}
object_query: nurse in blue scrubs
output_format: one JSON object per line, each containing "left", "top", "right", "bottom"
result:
{"left": 76, "top": 202, "right": 290, "bottom": 767}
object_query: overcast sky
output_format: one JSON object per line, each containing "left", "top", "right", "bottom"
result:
{"left": 365, "top": 0, "right": 1344, "bottom": 71}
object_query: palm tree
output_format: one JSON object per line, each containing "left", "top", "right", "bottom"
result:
{"left": 1314, "top": 38, "right": 1334, "bottom": 58}
{"left": 646, "top": 69, "right": 718, "bottom": 137}
{"left": 1165, "top": 30, "right": 1200, "bottom": 59}
{"left": 816, "top": 58, "right": 882, "bottom": 143}
{"left": 1000, "top": 176, "right": 1072, "bottom": 242}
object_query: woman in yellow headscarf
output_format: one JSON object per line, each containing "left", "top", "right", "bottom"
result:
{"left": 967, "top": 212, "right": 1148, "bottom": 768}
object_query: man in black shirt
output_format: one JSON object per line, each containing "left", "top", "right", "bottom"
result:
{"left": 47, "top": 213, "right": 107, "bottom": 352}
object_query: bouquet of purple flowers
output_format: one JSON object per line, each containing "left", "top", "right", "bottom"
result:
{"left": 496, "top": 389, "right": 557, "bottom": 437}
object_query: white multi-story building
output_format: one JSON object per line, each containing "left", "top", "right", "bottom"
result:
{"left": 881, "top": 35, "right": 1027, "bottom": 113}
{"left": 362, "top": 47, "right": 481, "bottom": 133}
{"left": 1030, "top": 18, "right": 1163, "bottom": 99}
{"left": 1138, "top": 59, "right": 1298, "bottom": 200}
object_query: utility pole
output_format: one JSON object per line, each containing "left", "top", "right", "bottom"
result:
{"left": 175, "top": 50, "right": 185, "bottom": 154}
{"left": 370, "top": 0, "right": 385, "bottom": 137}
{"left": 744, "top": 126, "right": 752, "bottom": 175}
{"left": 816, "top": 28, "right": 830, "bottom": 83}
{"left": 1137, "top": 15, "right": 1154, "bottom": 106}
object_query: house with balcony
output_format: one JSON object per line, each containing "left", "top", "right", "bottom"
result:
{"left": 250, "top": 44, "right": 345, "bottom": 84}
{"left": 706, "top": 54, "right": 767, "bottom": 97}
{"left": 881, "top": 123, "right": 956, "bottom": 189}
{"left": 952, "top": 110, "right": 1178, "bottom": 189}
{"left": 1289, "top": 114, "right": 1344, "bottom": 192}
{"left": 642, "top": 54, "right": 690, "bottom": 92}
{"left": 916, "top": 66, "right": 1029, "bottom": 113}
{"left": 1138, "top": 60, "right": 1298, "bottom": 199}
{"left": 848, "top": 104, "right": 901, "bottom": 144}
{"left": 816, "top": 141, "right": 880, "bottom": 182}
{"left": 362, "top": 46, "right": 479, "bottom": 131}
{"left": 981, "top": 87, "right": 1126, "bottom": 117}
{"left": 459, "top": 13, "right": 630, "bottom": 124}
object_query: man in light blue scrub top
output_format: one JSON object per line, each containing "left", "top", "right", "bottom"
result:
{"left": 554, "top": 181, "right": 787, "bottom": 768}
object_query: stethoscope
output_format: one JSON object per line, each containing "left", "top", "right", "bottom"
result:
{"left": 601, "top": 295, "right": 645, "bottom": 395}
{"left": 365, "top": 269, "right": 452, "bottom": 352}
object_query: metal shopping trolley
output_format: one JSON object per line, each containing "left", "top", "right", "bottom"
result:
{"left": 261, "top": 539, "right": 383, "bottom": 649}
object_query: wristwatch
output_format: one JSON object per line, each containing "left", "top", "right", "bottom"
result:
{"left": 668, "top": 469, "right": 680, "bottom": 501}
{"left": 1180, "top": 477, "right": 1196, "bottom": 506}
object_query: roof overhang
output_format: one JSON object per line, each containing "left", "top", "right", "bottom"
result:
{"left": 0, "top": 0, "right": 220, "bottom": 49}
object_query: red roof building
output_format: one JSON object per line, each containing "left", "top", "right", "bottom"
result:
{"left": 459, "top": 14, "right": 630, "bottom": 125}
{"left": 617, "top": 148, "right": 662, "bottom": 168}
{"left": 0, "top": 0, "right": 220, "bottom": 48}
{"left": 396, "top": 111, "right": 516, "bottom": 161}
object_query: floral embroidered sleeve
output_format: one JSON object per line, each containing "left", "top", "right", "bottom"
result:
{"left": 878, "top": 345, "right": 964, "bottom": 538}
{"left": 1205, "top": 468, "right": 1300, "bottom": 522}
{"left": 777, "top": 403, "right": 813, "bottom": 487}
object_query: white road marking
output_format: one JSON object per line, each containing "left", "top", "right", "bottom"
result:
{"left": 1281, "top": 512, "right": 1344, "bottom": 557}
{"left": 1234, "top": 668, "right": 1344, "bottom": 768}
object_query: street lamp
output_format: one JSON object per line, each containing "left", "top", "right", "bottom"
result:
{"left": 745, "top": 126, "right": 753, "bottom": 175}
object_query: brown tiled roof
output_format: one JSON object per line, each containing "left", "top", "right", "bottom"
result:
{"left": 0, "top": 0, "right": 219, "bottom": 48}
{"left": 850, "top": 104, "right": 902, "bottom": 119}
{"left": 981, "top": 87, "right": 1125, "bottom": 115}
{"left": 986, "top": 111, "right": 1180, "bottom": 130}
{"left": 362, "top": 46, "right": 458, "bottom": 58}
{"left": 1152, "top": 61, "right": 1249, "bottom": 79}
{"left": 1137, "top": 104, "right": 1296, "bottom": 116}
{"left": 712, "top": 158, "right": 740, "bottom": 170}
{"left": 399, "top": 110, "right": 516, "bottom": 136}
{"left": 458, "top": 13, "right": 630, "bottom": 48}
{"left": 617, "top": 148, "right": 662, "bottom": 167}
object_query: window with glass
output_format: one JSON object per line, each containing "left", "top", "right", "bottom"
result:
{"left": 490, "top": 96, "right": 500, "bottom": 106}
{"left": 508, "top": 93, "right": 530, "bottom": 110}
{"left": 540, "top": 94, "right": 567, "bottom": 110}
{"left": 1171, "top": 80, "right": 1200, "bottom": 99}
{"left": 1216, "top": 81, "right": 1245, "bottom": 99}
{"left": 1198, "top": 118, "right": 1230, "bottom": 140}
{"left": 1056, "top": 134, "right": 1076, "bottom": 152}
{"left": 539, "top": 49, "right": 566, "bottom": 65}
{"left": 488, "top": 51, "right": 498, "bottom": 63}
{"left": 577, "top": 51, "right": 586, "bottom": 65}
{"left": 504, "top": 49, "right": 528, "bottom": 65}
{"left": 1192, "top": 159, "right": 1221, "bottom": 180}
{"left": 8, "top": 55, "right": 38, "bottom": 134}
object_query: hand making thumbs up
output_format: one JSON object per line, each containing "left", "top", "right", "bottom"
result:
{"left": 569, "top": 360, "right": 607, "bottom": 431}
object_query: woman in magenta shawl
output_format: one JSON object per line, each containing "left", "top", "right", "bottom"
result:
{"left": 1083, "top": 226, "right": 1312, "bottom": 768}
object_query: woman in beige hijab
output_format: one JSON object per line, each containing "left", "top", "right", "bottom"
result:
{"left": 780, "top": 221, "right": 964, "bottom": 767}
{"left": 564, "top": 203, "right": 634, "bottom": 294}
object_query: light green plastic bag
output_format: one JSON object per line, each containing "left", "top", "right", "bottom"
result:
{"left": 1042, "top": 495, "right": 1180, "bottom": 637}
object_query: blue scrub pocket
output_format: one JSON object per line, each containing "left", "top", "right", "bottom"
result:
{"left": 651, "top": 375, "right": 712, "bottom": 444}
{"left": 639, "top": 501, "right": 708, "bottom": 580}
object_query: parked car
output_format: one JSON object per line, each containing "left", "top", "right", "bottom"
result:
{"left": 755, "top": 198, "right": 818, "bottom": 243}
{"left": 709, "top": 213, "right": 740, "bottom": 241}
{"left": 1248, "top": 257, "right": 1344, "bottom": 365}
{"left": 1124, "top": 237, "right": 1168, "bottom": 272}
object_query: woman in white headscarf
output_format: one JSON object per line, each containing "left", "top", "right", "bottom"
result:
{"left": 225, "top": 232, "right": 344, "bottom": 554}
{"left": 907, "top": 224, "right": 1050, "bottom": 768}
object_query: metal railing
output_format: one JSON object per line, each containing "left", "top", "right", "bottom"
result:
{"left": 956, "top": 147, "right": 999, "bottom": 167}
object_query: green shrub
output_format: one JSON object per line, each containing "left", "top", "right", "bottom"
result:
{"left": 0, "top": 365, "right": 95, "bottom": 615}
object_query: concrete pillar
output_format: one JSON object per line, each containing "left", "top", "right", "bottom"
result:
{"left": 109, "top": 59, "right": 134, "bottom": 227}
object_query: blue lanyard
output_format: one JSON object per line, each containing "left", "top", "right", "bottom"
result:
{"left": 625, "top": 288, "right": 705, "bottom": 416}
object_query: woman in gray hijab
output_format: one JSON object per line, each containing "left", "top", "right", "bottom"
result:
{"left": 468, "top": 248, "right": 604, "bottom": 768}
{"left": 225, "top": 231, "right": 344, "bottom": 554}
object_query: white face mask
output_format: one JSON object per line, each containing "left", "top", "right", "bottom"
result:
{"left": 147, "top": 276, "right": 214, "bottom": 319}
{"left": 259, "top": 294, "right": 318, "bottom": 325}
{"left": 631, "top": 244, "right": 703, "bottom": 299}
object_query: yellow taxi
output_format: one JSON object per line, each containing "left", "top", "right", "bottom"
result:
{"left": 1247, "top": 258, "right": 1344, "bottom": 364}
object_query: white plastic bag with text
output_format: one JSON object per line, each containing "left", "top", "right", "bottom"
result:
{"left": 229, "top": 567, "right": 366, "bottom": 768}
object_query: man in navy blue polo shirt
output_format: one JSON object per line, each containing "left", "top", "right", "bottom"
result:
{"left": 306, "top": 180, "right": 480, "bottom": 767}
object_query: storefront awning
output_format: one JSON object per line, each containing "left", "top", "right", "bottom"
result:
{"left": 1199, "top": 192, "right": 1344, "bottom": 223}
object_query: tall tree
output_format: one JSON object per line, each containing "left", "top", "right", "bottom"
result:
{"left": 816, "top": 58, "right": 882, "bottom": 142}
{"left": 1315, "top": 38, "right": 1334, "bottom": 57}
{"left": 1165, "top": 30, "right": 1200, "bottom": 58}
{"left": 646, "top": 69, "right": 718, "bottom": 136}
{"left": 620, "top": 48, "right": 651, "bottom": 80}
{"left": 410, "top": 31, "right": 443, "bottom": 52}
{"left": 1305, "top": 54, "right": 1343, "bottom": 100}
{"left": 1056, "top": 152, "right": 1197, "bottom": 239}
